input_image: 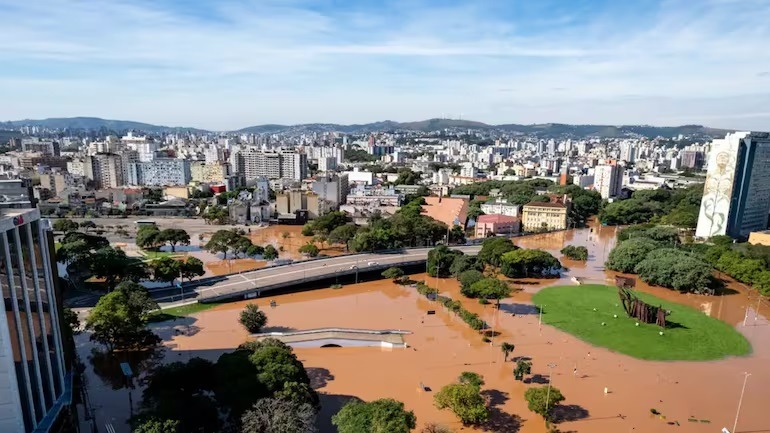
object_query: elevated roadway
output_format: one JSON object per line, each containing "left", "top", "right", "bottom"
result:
{"left": 181, "top": 245, "right": 482, "bottom": 303}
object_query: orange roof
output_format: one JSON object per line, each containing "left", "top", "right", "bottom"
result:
{"left": 422, "top": 196, "right": 468, "bottom": 226}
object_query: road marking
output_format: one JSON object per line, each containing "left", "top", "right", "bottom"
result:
{"left": 105, "top": 423, "right": 116, "bottom": 433}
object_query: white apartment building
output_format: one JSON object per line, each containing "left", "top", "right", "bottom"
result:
{"left": 231, "top": 149, "right": 308, "bottom": 181}
{"left": 87, "top": 153, "right": 125, "bottom": 189}
{"left": 593, "top": 164, "right": 623, "bottom": 199}
{"left": 128, "top": 158, "right": 191, "bottom": 186}
{"left": 481, "top": 200, "right": 521, "bottom": 217}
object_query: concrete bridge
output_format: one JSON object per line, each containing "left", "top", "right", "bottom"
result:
{"left": 185, "top": 245, "right": 482, "bottom": 303}
{"left": 252, "top": 328, "right": 411, "bottom": 348}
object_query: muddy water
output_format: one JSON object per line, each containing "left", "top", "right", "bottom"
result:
{"left": 204, "top": 225, "right": 347, "bottom": 276}
{"left": 85, "top": 222, "right": 770, "bottom": 433}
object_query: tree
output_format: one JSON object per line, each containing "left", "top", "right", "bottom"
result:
{"left": 560, "top": 245, "right": 588, "bottom": 261}
{"left": 458, "top": 270, "right": 484, "bottom": 296}
{"left": 299, "top": 243, "right": 320, "bottom": 257}
{"left": 450, "top": 255, "right": 482, "bottom": 276}
{"left": 306, "top": 211, "right": 351, "bottom": 235}
{"left": 467, "top": 278, "right": 512, "bottom": 305}
{"left": 244, "top": 338, "right": 318, "bottom": 407}
{"left": 524, "top": 386, "right": 565, "bottom": 421}
{"left": 133, "top": 419, "right": 179, "bottom": 433}
{"left": 421, "top": 423, "right": 454, "bottom": 433}
{"left": 382, "top": 267, "right": 405, "bottom": 281}
{"left": 501, "top": 342, "right": 515, "bottom": 362}
{"left": 53, "top": 218, "right": 79, "bottom": 233}
{"left": 600, "top": 199, "right": 659, "bottom": 226}
{"left": 605, "top": 238, "right": 659, "bottom": 273}
{"left": 332, "top": 398, "right": 416, "bottom": 433}
{"left": 204, "top": 229, "right": 241, "bottom": 259}
{"left": 634, "top": 249, "right": 712, "bottom": 293}
{"left": 458, "top": 371, "right": 484, "bottom": 387}
{"left": 263, "top": 244, "right": 279, "bottom": 260}
{"left": 434, "top": 382, "right": 488, "bottom": 425}
{"left": 136, "top": 226, "right": 163, "bottom": 250}
{"left": 449, "top": 225, "right": 466, "bottom": 245}
{"left": 138, "top": 358, "right": 221, "bottom": 433}
{"left": 239, "top": 304, "right": 268, "bottom": 333}
{"left": 159, "top": 229, "right": 190, "bottom": 252}
{"left": 150, "top": 257, "right": 181, "bottom": 285}
{"left": 179, "top": 257, "right": 205, "bottom": 282}
{"left": 328, "top": 224, "right": 359, "bottom": 251}
{"left": 233, "top": 236, "right": 255, "bottom": 258}
{"left": 427, "top": 245, "right": 461, "bottom": 277}
{"left": 513, "top": 359, "right": 532, "bottom": 381}
{"left": 90, "top": 247, "right": 148, "bottom": 290}
{"left": 63, "top": 307, "right": 81, "bottom": 335}
{"left": 86, "top": 281, "right": 160, "bottom": 351}
{"left": 202, "top": 205, "right": 229, "bottom": 224}
{"left": 241, "top": 398, "right": 317, "bottom": 433}
{"left": 79, "top": 220, "right": 97, "bottom": 232}
{"left": 478, "top": 237, "right": 517, "bottom": 267}
{"left": 500, "top": 249, "right": 561, "bottom": 278}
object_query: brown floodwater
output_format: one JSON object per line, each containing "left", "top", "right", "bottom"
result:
{"left": 81, "top": 222, "right": 770, "bottom": 433}
{"left": 204, "top": 225, "right": 347, "bottom": 275}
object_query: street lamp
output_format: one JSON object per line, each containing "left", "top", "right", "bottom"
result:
{"left": 730, "top": 372, "right": 751, "bottom": 433}
{"left": 545, "top": 363, "right": 557, "bottom": 426}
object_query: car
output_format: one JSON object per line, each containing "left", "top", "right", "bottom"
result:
{"left": 350, "top": 265, "right": 358, "bottom": 269}
{"left": 367, "top": 261, "right": 378, "bottom": 266}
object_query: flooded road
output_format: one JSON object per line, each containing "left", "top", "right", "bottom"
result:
{"left": 77, "top": 223, "right": 770, "bottom": 433}
{"left": 204, "top": 225, "right": 347, "bottom": 276}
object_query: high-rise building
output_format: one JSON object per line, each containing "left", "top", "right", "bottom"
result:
{"left": 230, "top": 150, "right": 307, "bottom": 181}
{"left": 619, "top": 142, "right": 637, "bottom": 163}
{"left": 87, "top": 153, "right": 124, "bottom": 189}
{"left": 593, "top": 163, "right": 623, "bottom": 199}
{"left": 128, "top": 158, "right": 191, "bottom": 186}
{"left": 696, "top": 132, "right": 770, "bottom": 238}
{"left": 0, "top": 208, "right": 72, "bottom": 433}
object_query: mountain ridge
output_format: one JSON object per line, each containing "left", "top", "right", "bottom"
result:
{"left": 2, "top": 116, "right": 731, "bottom": 138}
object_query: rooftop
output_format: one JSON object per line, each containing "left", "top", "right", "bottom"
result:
{"left": 477, "top": 214, "right": 519, "bottom": 224}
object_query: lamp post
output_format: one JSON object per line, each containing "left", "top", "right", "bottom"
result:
{"left": 731, "top": 372, "right": 751, "bottom": 433}
{"left": 545, "top": 363, "right": 557, "bottom": 425}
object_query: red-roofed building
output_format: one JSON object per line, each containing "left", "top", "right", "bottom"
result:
{"left": 475, "top": 214, "right": 520, "bottom": 238}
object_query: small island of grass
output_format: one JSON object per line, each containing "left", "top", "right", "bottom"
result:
{"left": 532, "top": 284, "right": 751, "bottom": 361}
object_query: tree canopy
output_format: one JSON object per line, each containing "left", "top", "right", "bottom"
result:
{"left": 560, "top": 245, "right": 588, "bottom": 261}
{"left": 239, "top": 304, "right": 268, "bottom": 333}
{"left": 427, "top": 245, "right": 462, "bottom": 277}
{"left": 332, "top": 398, "right": 417, "bottom": 433}
{"left": 477, "top": 237, "right": 518, "bottom": 267}
{"left": 500, "top": 249, "right": 561, "bottom": 278}
{"left": 86, "top": 281, "right": 160, "bottom": 351}
{"left": 434, "top": 374, "right": 488, "bottom": 425}
{"left": 524, "top": 386, "right": 565, "bottom": 421}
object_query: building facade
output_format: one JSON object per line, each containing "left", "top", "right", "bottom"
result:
{"left": 0, "top": 208, "right": 71, "bottom": 433}
{"left": 480, "top": 201, "right": 521, "bottom": 217}
{"left": 593, "top": 164, "right": 623, "bottom": 199}
{"left": 88, "top": 154, "right": 124, "bottom": 189}
{"left": 522, "top": 196, "right": 570, "bottom": 231}
{"left": 129, "top": 159, "right": 191, "bottom": 187}
{"left": 475, "top": 214, "right": 520, "bottom": 237}
{"left": 696, "top": 132, "right": 770, "bottom": 239}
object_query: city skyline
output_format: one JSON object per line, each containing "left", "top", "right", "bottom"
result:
{"left": 2, "top": 0, "right": 770, "bottom": 130}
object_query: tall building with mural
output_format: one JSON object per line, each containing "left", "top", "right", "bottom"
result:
{"left": 696, "top": 132, "right": 770, "bottom": 239}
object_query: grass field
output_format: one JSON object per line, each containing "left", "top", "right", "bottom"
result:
{"left": 532, "top": 284, "right": 751, "bottom": 361}
{"left": 148, "top": 302, "right": 221, "bottom": 323}
{"left": 141, "top": 250, "right": 178, "bottom": 260}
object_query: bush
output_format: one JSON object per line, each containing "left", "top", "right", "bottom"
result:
{"left": 500, "top": 249, "right": 561, "bottom": 278}
{"left": 239, "top": 304, "right": 267, "bottom": 333}
{"left": 560, "top": 245, "right": 588, "bottom": 261}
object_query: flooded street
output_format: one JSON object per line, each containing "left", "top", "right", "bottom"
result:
{"left": 77, "top": 223, "right": 770, "bottom": 433}
{"left": 205, "top": 225, "right": 346, "bottom": 276}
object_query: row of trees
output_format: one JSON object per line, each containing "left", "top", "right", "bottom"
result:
{"left": 58, "top": 232, "right": 149, "bottom": 291}
{"left": 136, "top": 226, "right": 191, "bottom": 252}
{"left": 697, "top": 236, "right": 770, "bottom": 295}
{"left": 204, "top": 229, "right": 278, "bottom": 260}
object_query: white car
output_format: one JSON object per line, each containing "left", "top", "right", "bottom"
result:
{"left": 367, "top": 261, "right": 378, "bottom": 266}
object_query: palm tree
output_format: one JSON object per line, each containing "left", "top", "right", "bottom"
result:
{"left": 501, "top": 342, "right": 515, "bottom": 362}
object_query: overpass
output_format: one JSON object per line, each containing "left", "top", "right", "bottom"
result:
{"left": 252, "top": 328, "right": 411, "bottom": 348}
{"left": 186, "top": 245, "right": 482, "bottom": 303}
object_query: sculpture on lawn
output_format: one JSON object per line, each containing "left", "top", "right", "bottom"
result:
{"left": 616, "top": 277, "right": 667, "bottom": 328}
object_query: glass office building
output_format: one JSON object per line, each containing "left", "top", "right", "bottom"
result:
{"left": 0, "top": 208, "right": 72, "bottom": 433}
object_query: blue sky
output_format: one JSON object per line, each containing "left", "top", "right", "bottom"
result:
{"left": 1, "top": 0, "right": 769, "bottom": 131}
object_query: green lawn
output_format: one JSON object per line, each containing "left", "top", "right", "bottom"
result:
{"left": 147, "top": 302, "right": 221, "bottom": 323}
{"left": 531, "top": 284, "right": 751, "bottom": 361}
{"left": 141, "top": 250, "right": 175, "bottom": 260}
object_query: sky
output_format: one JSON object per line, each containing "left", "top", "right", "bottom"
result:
{"left": 1, "top": 0, "right": 770, "bottom": 131}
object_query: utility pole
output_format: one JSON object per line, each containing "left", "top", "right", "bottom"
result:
{"left": 545, "top": 363, "right": 557, "bottom": 426}
{"left": 731, "top": 372, "right": 751, "bottom": 433}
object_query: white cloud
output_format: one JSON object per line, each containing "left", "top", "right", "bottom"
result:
{"left": 0, "top": 0, "right": 769, "bottom": 130}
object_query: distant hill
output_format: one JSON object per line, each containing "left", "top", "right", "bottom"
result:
{"left": 1, "top": 117, "right": 208, "bottom": 134}
{"left": 2, "top": 116, "right": 731, "bottom": 138}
